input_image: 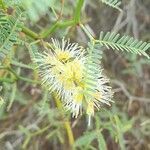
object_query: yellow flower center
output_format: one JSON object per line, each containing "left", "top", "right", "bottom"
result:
{"left": 57, "top": 51, "right": 72, "bottom": 62}
{"left": 71, "top": 59, "right": 83, "bottom": 82}
{"left": 45, "top": 51, "right": 85, "bottom": 93}
{"left": 55, "top": 59, "right": 84, "bottom": 90}
{"left": 73, "top": 86, "right": 84, "bottom": 103}
{"left": 86, "top": 101, "right": 94, "bottom": 116}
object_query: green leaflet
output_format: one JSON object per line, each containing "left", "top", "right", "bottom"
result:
{"left": 100, "top": 0, "right": 122, "bottom": 11}
{"left": 98, "top": 31, "right": 150, "bottom": 58}
{"left": 97, "top": 131, "right": 107, "bottom": 150}
{"left": 0, "top": 8, "right": 24, "bottom": 63}
{"left": 3, "top": 0, "right": 21, "bottom": 6}
{"left": 0, "top": 97, "right": 4, "bottom": 107}
{"left": 83, "top": 42, "right": 103, "bottom": 100}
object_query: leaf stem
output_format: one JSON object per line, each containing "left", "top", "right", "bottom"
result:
{"left": 80, "top": 24, "right": 95, "bottom": 40}
{"left": 53, "top": 93, "right": 74, "bottom": 146}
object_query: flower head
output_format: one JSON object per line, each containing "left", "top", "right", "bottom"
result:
{"left": 34, "top": 38, "right": 113, "bottom": 120}
{"left": 34, "top": 38, "right": 85, "bottom": 93}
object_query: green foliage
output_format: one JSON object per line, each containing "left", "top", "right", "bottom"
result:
{"left": 100, "top": 0, "right": 122, "bottom": 11}
{"left": 97, "top": 131, "right": 107, "bottom": 150}
{"left": 74, "top": 128, "right": 107, "bottom": 150}
{"left": 3, "top": 0, "right": 56, "bottom": 23}
{"left": 18, "top": 91, "right": 65, "bottom": 149}
{"left": 0, "top": 97, "right": 4, "bottom": 107}
{"left": 74, "top": 131, "right": 99, "bottom": 149}
{"left": 96, "top": 108, "right": 133, "bottom": 150}
{"left": 98, "top": 32, "right": 150, "bottom": 58}
{"left": 3, "top": 0, "right": 21, "bottom": 6}
{"left": 6, "top": 83, "right": 16, "bottom": 111}
{"left": 74, "top": 109, "right": 133, "bottom": 150}
{"left": 0, "top": 8, "right": 23, "bottom": 63}
{"left": 84, "top": 42, "right": 102, "bottom": 98}
{"left": 22, "top": 0, "right": 55, "bottom": 22}
{"left": 0, "top": 0, "right": 149, "bottom": 149}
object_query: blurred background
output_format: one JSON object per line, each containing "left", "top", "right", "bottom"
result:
{"left": 0, "top": 0, "right": 150, "bottom": 149}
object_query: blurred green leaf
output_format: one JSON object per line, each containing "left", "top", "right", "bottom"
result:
{"left": 7, "top": 83, "right": 17, "bottom": 111}
{"left": 74, "top": 131, "right": 97, "bottom": 148}
{"left": 97, "top": 130, "right": 107, "bottom": 150}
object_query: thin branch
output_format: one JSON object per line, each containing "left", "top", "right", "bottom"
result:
{"left": 112, "top": 80, "right": 150, "bottom": 103}
{"left": 22, "top": 26, "right": 39, "bottom": 40}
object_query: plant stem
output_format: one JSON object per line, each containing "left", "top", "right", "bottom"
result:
{"left": 22, "top": 26, "right": 39, "bottom": 40}
{"left": 0, "top": 67, "right": 40, "bottom": 84}
{"left": 11, "top": 60, "right": 33, "bottom": 69}
{"left": 53, "top": 93, "right": 74, "bottom": 146}
{"left": 74, "top": 0, "right": 84, "bottom": 24}
{"left": 22, "top": 125, "right": 51, "bottom": 149}
{"left": 19, "top": 76, "right": 40, "bottom": 84}
{"left": 7, "top": 67, "right": 39, "bottom": 84}
{"left": 64, "top": 121, "right": 74, "bottom": 146}
{"left": 31, "top": 125, "right": 51, "bottom": 136}
{"left": 40, "top": 21, "right": 58, "bottom": 38}
{"left": 40, "top": 20, "right": 75, "bottom": 38}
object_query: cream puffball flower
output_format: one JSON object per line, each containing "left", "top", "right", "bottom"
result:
{"left": 34, "top": 38, "right": 113, "bottom": 120}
